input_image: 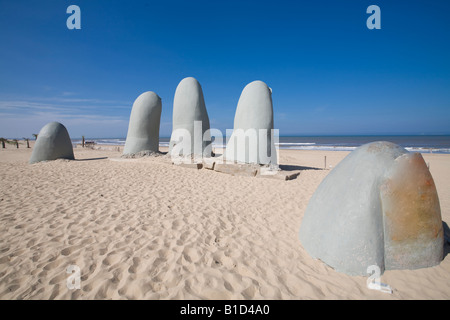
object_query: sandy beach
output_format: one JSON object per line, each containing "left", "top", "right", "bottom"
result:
{"left": 0, "top": 142, "right": 449, "bottom": 300}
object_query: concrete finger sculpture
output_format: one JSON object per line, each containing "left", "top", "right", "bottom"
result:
{"left": 169, "top": 77, "right": 211, "bottom": 160}
{"left": 226, "top": 80, "right": 277, "bottom": 165}
{"left": 299, "top": 141, "right": 443, "bottom": 276}
{"left": 123, "top": 91, "right": 162, "bottom": 156}
{"left": 29, "top": 122, "right": 75, "bottom": 164}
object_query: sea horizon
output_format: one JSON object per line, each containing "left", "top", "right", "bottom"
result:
{"left": 70, "top": 134, "right": 450, "bottom": 154}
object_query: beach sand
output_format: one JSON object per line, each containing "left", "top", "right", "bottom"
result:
{"left": 0, "top": 142, "right": 449, "bottom": 299}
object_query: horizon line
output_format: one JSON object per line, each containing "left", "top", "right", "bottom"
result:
{"left": 64, "top": 133, "right": 450, "bottom": 140}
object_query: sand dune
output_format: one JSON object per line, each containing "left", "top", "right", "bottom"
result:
{"left": 0, "top": 144, "right": 449, "bottom": 299}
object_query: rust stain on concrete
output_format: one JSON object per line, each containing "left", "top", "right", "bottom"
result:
{"left": 382, "top": 153, "right": 442, "bottom": 243}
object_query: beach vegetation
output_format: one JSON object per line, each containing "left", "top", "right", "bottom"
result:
{"left": 0, "top": 138, "right": 7, "bottom": 148}
{"left": 23, "top": 138, "right": 30, "bottom": 148}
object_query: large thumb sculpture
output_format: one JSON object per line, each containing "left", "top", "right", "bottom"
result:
{"left": 29, "top": 122, "right": 75, "bottom": 164}
{"left": 299, "top": 141, "right": 443, "bottom": 276}
{"left": 226, "top": 80, "right": 277, "bottom": 165}
{"left": 123, "top": 91, "right": 162, "bottom": 156}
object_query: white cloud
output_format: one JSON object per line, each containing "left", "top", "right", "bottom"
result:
{"left": 0, "top": 96, "right": 130, "bottom": 138}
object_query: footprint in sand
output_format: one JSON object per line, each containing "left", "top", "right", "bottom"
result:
{"left": 11, "top": 248, "right": 27, "bottom": 257}
{"left": 81, "top": 263, "right": 97, "bottom": 281}
{"left": 0, "top": 247, "right": 9, "bottom": 254}
{"left": 82, "top": 282, "right": 92, "bottom": 293}
{"left": 49, "top": 284, "right": 60, "bottom": 300}
{"left": 4, "top": 284, "right": 21, "bottom": 296}
{"left": 241, "top": 285, "right": 258, "bottom": 299}
{"left": 128, "top": 257, "right": 141, "bottom": 274}
{"left": 110, "top": 267, "right": 123, "bottom": 284}
{"left": 182, "top": 247, "right": 200, "bottom": 263}
{"left": 49, "top": 272, "right": 67, "bottom": 285}
{"left": 176, "top": 230, "right": 193, "bottom": 245}
{"left": 61, "top": 245, "right": 80, "bottom": 256}
{"left": 171, "top": 219, "right": 183, "bottom": 231}
{"left": 0, "top": 255, "right": 11, "bottom": 264}
{"left": 114, "top": 225, "right": 124, "bottom": 232}
{"left": 102, "top": 252, "right": 122, "bottom": 266}
{"left": 212, "top": 251, "right": 235, "bottom": 269}
{"left": 43, "top": 259, "right": 62, "bottom": 271}
{"left": 71, "top": 289, "right": 82, "bottom": 299}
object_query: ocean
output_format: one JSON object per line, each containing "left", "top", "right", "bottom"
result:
{"left": 72, "top": 135, "right": 450, "bottom": 154}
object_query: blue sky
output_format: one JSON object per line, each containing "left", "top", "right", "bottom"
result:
{"left": 0, "top": 0, "right": 449, "bottom": 138}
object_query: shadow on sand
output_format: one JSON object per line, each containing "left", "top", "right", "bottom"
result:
{"left": 279, "top": 164, "right": 325, "bottom": 171}
{"left": 443, "top": 221, "right": 450, "bottom": 259}
{"left": 75, "top": 157, "right": 108, "bottom": 162}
